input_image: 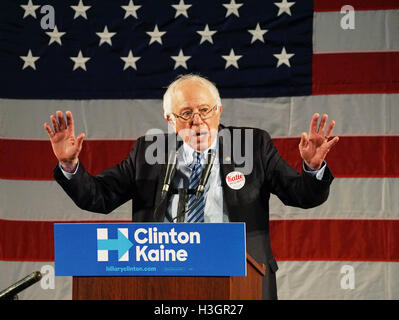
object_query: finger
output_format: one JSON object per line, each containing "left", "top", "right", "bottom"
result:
{"left": 43, "top": 122, "right": 54, "bottom": 138}
{"left": 57, "top": 110, "right": 66, "bottom": 130}
{"left": 325, "top": 120, "right": 335, "bottom": 138}
{"left": 309, "top": 113, "right": 319, "bottom": 135}
{"left": 76, "top": 132, "right": 85, "bottom": 150}
{"left": 327, "top": 136, "right": 339, "bottom": 150}
{"left": 299, "top": 132, "right": 308, "bottom": 148}
{"left": 66, "top": 110, "right": 74, "bottom": 134}
{"left": 50, "top": 114, "right": 59, "bottom": 133}
{"left": 317, "top": 114, "right": 328, "bottom": 134}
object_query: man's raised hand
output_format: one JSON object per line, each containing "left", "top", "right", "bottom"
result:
{"left": 299, "top": 113, "right": 339, "bottom": 171}
{"left": 44, "top": 110, "right": 85, "bottom": 173}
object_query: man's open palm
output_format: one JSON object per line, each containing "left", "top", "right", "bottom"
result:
{"left": 299, "top": 113, "right": 339, "bottom": 170}
{"left": 44, "top": 110, "right": 85, "bottom": 172}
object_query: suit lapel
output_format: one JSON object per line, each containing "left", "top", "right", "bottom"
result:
{"left": 153, "top": 164, "right": 167, "bottom": 221}
{"left": 153, "top": 133, "right": 182, "bottom": 222}
{"left": 217, "top": 126, "right": 237, "bottom": 221}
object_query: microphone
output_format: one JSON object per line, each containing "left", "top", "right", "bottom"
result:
{"left": 0, "top": 271, "right": 42, "bottom": 300}
{"left": 161, "top": 150, "right": 178, "bottom": 199}
{"left": 196, "top": 149, "right": 216, "bottom": 199}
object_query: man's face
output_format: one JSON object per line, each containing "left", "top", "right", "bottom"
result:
{"left": 167, "top": 80, "right": 222, "bottom": 152}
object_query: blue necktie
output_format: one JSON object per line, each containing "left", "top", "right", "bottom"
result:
{"left": 187, "top": 152, "right": 205, "bottom": 223}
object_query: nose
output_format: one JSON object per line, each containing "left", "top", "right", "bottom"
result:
{"left": 192, "top": 112, "right": 203, "bottom": 125}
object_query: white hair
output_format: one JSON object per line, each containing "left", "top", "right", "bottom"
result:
{"left": 162, "top": 74, "right": 222, "bottom": 119}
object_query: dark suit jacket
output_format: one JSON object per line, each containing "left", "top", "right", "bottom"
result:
{"left": 54, "top": 124, "right": 334, "bottom": 300}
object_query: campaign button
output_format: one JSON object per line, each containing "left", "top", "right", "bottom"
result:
{"left": 226, "top": 171, "right": 245, "bottom": 190}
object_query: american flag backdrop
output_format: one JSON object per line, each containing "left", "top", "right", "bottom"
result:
{"left": 0, "top": 0, "right": 398, "bottom": 299}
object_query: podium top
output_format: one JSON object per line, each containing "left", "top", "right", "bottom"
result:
{"left": 246, "top": 253, "right": 266, "bottom": 277}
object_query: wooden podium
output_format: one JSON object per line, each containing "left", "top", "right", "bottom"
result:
{"left": 73, "top": 254, "right": 265, "bottom": 300}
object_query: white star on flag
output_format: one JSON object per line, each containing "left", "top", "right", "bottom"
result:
{"left": 171, "top": 49, "right": 191, "bottom": 69}
{"left": 146, "top": 25, "right": 166, "bottom": 45}
{"left": 197, "top": 24, "right": 217, "bottom": 44}
{"left": 96, "top": 26, "right": 116, "bottom": 46}
{"left": 222, "top": 49, "right": 242, "bottom": 69}
{"left": 121, "top": 0, "right": 141, "bottom": 19}
{"left": 274, "top": 0, "right": 295, "bottom": 16}
{"left": 45, "top": 26, "right": 66, "bottom": 45}
{"left": 248, "top": 23, "right": 268, "bottom": 44}
{"left": 223, "top": 0, "right": 243, "bottom": 18}
{"left": 121, "top": 51, "right": 141, "bottom": 70}
{"left": 20, "top": 50, "right": 39, "bottom": 70}
{"left": 20, "top": 0, "right": 40, "bottom": 19}
{"left": 70, "top": 50, "right": 91, "bottom": 71}
{"left": 71, "top": 0, "right": 91, "bottom": 20}
{"left": 172, "top": 0, "right": 192, "bottom": 18}
{"left": 273, "top": 47, "right": 295, "bottom": 67}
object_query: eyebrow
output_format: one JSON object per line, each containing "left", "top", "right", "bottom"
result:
{"left": 178, "top": 104, "right": 211, "bottom": 111}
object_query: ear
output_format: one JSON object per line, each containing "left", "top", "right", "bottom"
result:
{"left": 216, "top": 105, "right": 223, "bottom": 119}
{"left": 166, "top": 115, "right": 176, "bottom": 130}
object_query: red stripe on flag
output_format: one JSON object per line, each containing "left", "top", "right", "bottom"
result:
{"left": 314, "top": 0, "right": 399, "bottom": 12}
{"left": 0, "top": 219, "right": 54, "bottom": 261}
{"left": 274, "top": 136, "right": 399, "bottom": 178}
{"left": 312, "top": 52, "right": 399, "bottom": 95}
{"left": 270, "top": 219, "right": 399, "bottom": 262}
{"left": 1, "top": 136, "right": 398, "bottom": 180}
{"left": 0, "top": 139, "right": 135, "bottom": 180}
{"left": 0, "top": 219, "right": 130, "bottom": 262}
{"left": 1, "top": 218, "right": 399, "bottom": 261}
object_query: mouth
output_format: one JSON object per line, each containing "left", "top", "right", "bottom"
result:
{"left": 195, "top": 132, "right": 208, "bottom": 137}
{"left": 184, "top": 130, "right": 212, "bottom": 151}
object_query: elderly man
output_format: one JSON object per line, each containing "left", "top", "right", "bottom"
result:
{"left": 44, "top": 74, "right": 339, "bottom": 299}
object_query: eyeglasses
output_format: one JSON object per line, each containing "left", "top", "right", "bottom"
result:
{"left": 173, "top": 105, "right": 218, "bottom": 122}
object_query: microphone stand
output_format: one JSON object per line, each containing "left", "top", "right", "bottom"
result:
{"left": 0, "top": 271, "right": 42, "bottom": 300}
{"left": 195, "top": 149, "right": 216, "bottom": 199}
{"left": 175, "top": 188, "right": 188, "bottom": 222}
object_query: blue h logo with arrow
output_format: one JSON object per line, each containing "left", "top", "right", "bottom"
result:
{"left": 97, "top": 228, "right": 133, "bottom": 262}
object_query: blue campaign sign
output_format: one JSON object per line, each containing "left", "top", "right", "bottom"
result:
{"left": 54, "top": 223, "right": 246, "bottom": 277}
